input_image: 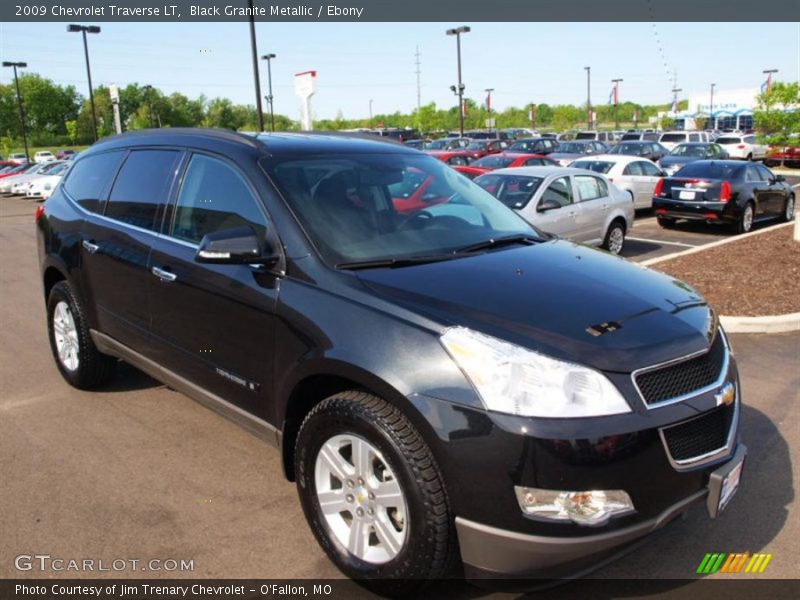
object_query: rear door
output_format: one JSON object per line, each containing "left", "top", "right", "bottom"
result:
{"left": 147, "top": 151, "right": 280, "bottom": 419}
{"left": 572, "top": 174, "right": 612, "bottom": 243}
{"left": 637, "top": 160, "right": 664, "bottom": 208}
{"left": 77, "top": 148, "right": 182, "bottom": 353}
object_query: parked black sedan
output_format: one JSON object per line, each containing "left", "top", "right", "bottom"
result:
{"left": 653, "top": 160, "right": 795, "bottom": 233}
{"left": 608, "top": 140, "right": 670, "bottom": 162}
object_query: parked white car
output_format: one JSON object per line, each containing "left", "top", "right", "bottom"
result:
{"left": 714, "top": 134, "right": 769, "bottom": 161}
{"left": 658, "top": 131, "right": 710, "bottom": 151}
{"left": 8, "top": 152, "right": 29, "bottom": 164}
{"left": 25, "top": 162, "right": 70, "bottom": 200}
{"left": 34, "top": 150, "right": 56, "bottom": 164}
{"left": 0, "top": 162, "right": 51, "bottom": 194}
{"left": 7, "top": 161, "right": 65, "bottom": 195}
{"left": 570, "top": 155, "right": 664, "bottom": 210}
{"left": 473, "top": 166, "right": 634, "bottom": 254}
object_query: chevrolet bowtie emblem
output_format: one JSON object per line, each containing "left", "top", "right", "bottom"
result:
{"left": 715, "top": 382, "right": 735, "bottom": 407}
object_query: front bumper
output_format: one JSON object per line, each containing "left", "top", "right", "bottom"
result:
{"left": 458, "top": 443, "right": 746, "bottom": 578}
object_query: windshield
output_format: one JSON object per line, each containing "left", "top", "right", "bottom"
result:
{"left": 571, "top": 160, "right": 614, "bottom": 174}
{"left": 670, "top": 145, "right": 707, "bottom": 157}
{"left": 610, "top": 143, "right": 643, "bottom": 155}
{"left": 554, "top": 142, "right": 586, "bottom": 154}
{"left": 424, "top": 139, "right": 448, "bottom": 150}
{"left": 471, "top": 155, "right": 515, "bottom": 169}
{"left": 263, "top": 153, "right": 538, "bottom": 266}
{"left": 474, "top": 174, "right": 544, "bottom": 209}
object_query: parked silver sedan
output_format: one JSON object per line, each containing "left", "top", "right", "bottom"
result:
{"left": 474, "top": 166, "right": 635, "bottom": 254}
{"left": 570, "top": 154, "right": 665, "bottom": 209}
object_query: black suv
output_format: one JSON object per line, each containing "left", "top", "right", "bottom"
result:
{"left": 37, "top": 129, "right": 745, "bottom": 593}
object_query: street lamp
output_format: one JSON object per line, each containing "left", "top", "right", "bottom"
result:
{"left": 709, "top": 83, "right": 716, "bottom": 130}
{"left": 762, "top": 68, "right": 778, "bottom": 94}
{"left": 446, "top": 26, "right": 470, "bottom": 136}
{"left": 260, "top": 53, "right": 277, "bottom": 132}
{"left": 67, "top": 24, "right": 101, "bottom": 142}
{"left": 584, "top": 66, "right": 592, "bottom": 130}
{"left": 2, "top": 61, "right": 30, "bottom": 163}
{"left": 484, "top": 88, "right": 494, "bottom": 131}
{"left": 247, "top": 0, "right": 264, "bottom": 132}
{"left": 611, "top": 79, "right": 623, "bottom": 130}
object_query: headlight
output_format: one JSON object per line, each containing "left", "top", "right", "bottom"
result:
{"left": 440, "top": 327, "right": 631, "bottom": 418}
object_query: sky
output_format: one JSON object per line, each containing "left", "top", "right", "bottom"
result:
{"left": 1, "top": 21, "right": 798, "bottom": 121}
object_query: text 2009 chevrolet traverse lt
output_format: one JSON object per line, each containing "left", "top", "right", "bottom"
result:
{"left": 37, "top": 129, "right": 745, "bottom": 594}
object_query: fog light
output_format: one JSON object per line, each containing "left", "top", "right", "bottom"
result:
{"left": 515, "top": 487, "right": 635, "bottom": 527}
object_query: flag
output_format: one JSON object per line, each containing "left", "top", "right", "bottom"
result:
{"left": 528, "top": 104, "right": 536, "bottom": 122}
{"left": 461, "top": 99, "right": 468, "bottom": 117}
{"left": 608, "top": 87, "right": 614, "bottom": 105}
{"left": 760, "top": 73, "right": 772, "bottom": 94}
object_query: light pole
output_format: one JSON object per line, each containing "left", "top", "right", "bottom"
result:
{"left": 260, "top": 53, "right": 276, "bottom": 132}
{"left": 709, "top": 83, "right": 716, "bottom": 130}
{"left": 611, "top": 78, "right": 623, "bottom": 130}
{"left": 446, "top": 26, "right": 470, "bottom": 136}
{"left": 247, "top": 0, "right": 264, "bottom": 132}
{"left": 584, "top": 66, "right": 592, "bottom": 130}
{"left": 67, "top": 24, "right": 100, "bottom": 141}
{"left": 484, "top": 88, "right": 494, "bottom": 131}
{"left": 671, "top": 87, "right": 682, "bottom": 129}
{"left": 2, "top": 61, "right": 30, "bottom": 163}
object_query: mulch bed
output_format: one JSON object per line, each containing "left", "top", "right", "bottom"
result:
{"left": 653, "top": 225, "right": 800, "bottom": 317}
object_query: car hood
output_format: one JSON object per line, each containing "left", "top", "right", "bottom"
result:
{"left": 356, "top": 240, "right": 715, "bottom": 373}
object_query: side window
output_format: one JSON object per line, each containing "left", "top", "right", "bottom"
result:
{"left": 689, "top": 133, "right": 699, "bottom": 142}
{"left": 756, "top": 164, "right": 775, "bottom": 181}
{"left": 540, "top": 176, "right": 573, "bottom": 208}
{"left": 524, "top": 158, "right": 545, "bottom": 166}
{"left": 623, "top": 162, "right": 644, "bottom": 176}
{"left": 746, "top": 165, "right": 764, "bottom": 182}
{"left": 574, "top": 175, "right": 608, "bottom": 202}
{"left": 170, "top": 154, "right": 267, "bottom": 244}
{"left": 105, "top": 150, "right": 180, "bottom": 231}
{"left": 640, "top": 161, "right": 663, "bottom": 177}
{"left": 745, "top": 135, "right": 756, "bottom": 144}
{"left": 62, "top": 151, "right": 125, "bottom": 213}
{"left": 448, "top": 156, "right": 469, "bottom": 166}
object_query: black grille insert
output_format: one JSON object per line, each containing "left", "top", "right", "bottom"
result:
{"left": 635, "top": 334, "right": 726, "bottom": 405}
{"left": 661, "top": 403, "right": 734, "bottom": 462}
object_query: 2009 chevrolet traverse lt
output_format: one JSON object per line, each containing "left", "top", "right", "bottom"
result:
{"left": 37, "top": 129, "right": 745, "bottom": 593}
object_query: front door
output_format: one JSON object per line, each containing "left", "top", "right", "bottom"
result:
{"left": 148, "top": 152, "right": 280, "bottom": 420}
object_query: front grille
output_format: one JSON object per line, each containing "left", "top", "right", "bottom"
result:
{"left": 635, "top": 334, "right": 726, "bottom": 406}
{"left": 661, "top": 402, "right": 735, "bottom": 462}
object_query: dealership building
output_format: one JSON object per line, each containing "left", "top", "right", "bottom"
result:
{"left": 670, "top": 88, "right": 759, "bottom": 131}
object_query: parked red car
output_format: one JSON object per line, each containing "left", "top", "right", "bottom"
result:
{"left": 389, "top": 168, "right": 450, "bottom": 213}
{"left": 765, "top": 145, "right": 800, "bottom": 168}
{"left": 463, "top": 139, "right": 511, "bottom": 160}
{"left": 452, "top": 152, "right": 558, "bottom": 178}
{"left": 0, "top": 162, "right": 28, "bottom": 178}
{"left": 426, "top": 150, "right": 475, "bottom": 166}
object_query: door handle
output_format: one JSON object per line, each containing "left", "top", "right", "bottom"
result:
{"left": 82, "top": 240, "right": 99, "bottom": 254}
{"left": 151, "top": 266, "right": 177, "bottom": 283}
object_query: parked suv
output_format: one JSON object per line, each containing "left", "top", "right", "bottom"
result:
{"left": 38, "top": 129, "right": 745, "bottom": 593}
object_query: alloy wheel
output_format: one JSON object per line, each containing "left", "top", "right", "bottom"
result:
{"left": 742, "top": 205, "right": 754, "bottom": 232}
{"left": 314, "top": 434, "right": 408, "bottom": 564}
{"left": 53, "top": 301, "right": 80, "bottom": 371}
{"left": 608, "top": 226, "right": 624, "bottom": 254}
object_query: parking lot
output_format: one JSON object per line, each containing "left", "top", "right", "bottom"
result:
{"left": 1, "top": 193, "right": 798, "bottom": 592}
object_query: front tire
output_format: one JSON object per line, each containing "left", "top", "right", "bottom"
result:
{"left": 603, "top": 220, "right": 626, "bottom": 255}
{"left": 294, "top": 392, "right": 456, "bottom": 595}
{"left": 47, "top": 281, "right": 116, "bottom": 389}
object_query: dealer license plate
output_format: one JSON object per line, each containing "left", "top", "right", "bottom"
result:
{"left": 679, "top": 190, "right": 696, "bottom": 200}
{"left": 718, "top": 460, "right": 743, "bottom": 513}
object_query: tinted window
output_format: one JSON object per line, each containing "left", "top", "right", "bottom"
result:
{"left": 572, "top": 160, "right": 614, "bottom": 174}
{"left": 640, "top": 161, "right": 663, "bottom": 176}
{"left": 574, "top": 176, "right": 608, "bottom": 202}
{"left": 540, "top": 177, "right": 573, "bottom": 208}
{"left": 689, "top": 133, "right": 700, "bottom": 142}
{"left": 715, "top": 137, "right": 741, "bottom": 145}
{"left": 661, "top": 133, "right": 687, "bottom": 143}
{"left": 474, "top": 174, "right": 544, "bottom": 209}
{"left": 575, "top": 132, "right": 596, "bottom": 140}
{"left": 62, "top": 151, "right": 125, "bottom": 213}
{"left": 621, "top": 134, "right": 641, "bottom": 141}
{"left": 622, "top": 162, "right": 644, "bottom": 176}
{"left": 744, "top": 136, "right": 756, "bottom": 144}
{"left": 105, "top": 150, "right": 180, "bottom": 231}
{"left": 756, "top": 164, "right": 775, "bottom": 181}
{"left": 746, "top": 166, "right": 764, "bottom": 181}
{"left": 472, "top": 155, "right": 514, "bottom": 169}
{"left": 447, "top": 156, "right": 469, "bottom": 166}
{"left": 523, "top": 158, "right": 550, "bottom": 166}
{"left": 170, "top": 154, "right": 267, "bottom": 244}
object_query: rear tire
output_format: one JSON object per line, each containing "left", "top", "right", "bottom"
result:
{"left": 782, "top": 195, "right": 795, "bottom": 222}
{"left": 47, "top": 281, "right": 116, "bottom": 389}
{"left": 294, "top": 391, "right": 457, "bottom": 595}
{"left": 736, "top": 202, "right": 755, "bottom": 234}
{"left": 603, "top": 220, "right": 626, "bottom": 255}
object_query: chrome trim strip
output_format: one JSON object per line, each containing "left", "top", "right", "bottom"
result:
{"left": 658, "top": 384, "right": 739, "bottom": 472}
{"left": 631, "top": 330, "right": 729, "bottom": 410}
{"left": 90, "top": 329, "right": 280, "bottom": 448}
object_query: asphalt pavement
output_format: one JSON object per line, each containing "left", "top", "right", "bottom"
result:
{"left": 1, "top": 195, "right": 798, "bottom": 595}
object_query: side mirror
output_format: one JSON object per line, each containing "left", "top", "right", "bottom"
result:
{"left": 774, "top": 174, "right": 786, "bottom": 183}
{"left": 195, "top": 226, "right": 277, "bottom": 265}
{"left": 537, "top": 198, "right": 562, "bottom": 212}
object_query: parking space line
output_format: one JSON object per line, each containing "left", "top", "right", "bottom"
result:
{"left": 626, "top": 237, "right": 698, "bottom": 248}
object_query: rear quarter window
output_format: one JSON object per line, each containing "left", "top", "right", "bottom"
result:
{"left": 62, "top": 151, "right": 125, "bottom": 213}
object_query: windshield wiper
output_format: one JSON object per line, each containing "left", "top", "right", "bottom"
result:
{"left": 454, "top": 233, "right": 541, "bottom": 254}
{"left": 336, "top": 254, "right": 460, "bottom": 271}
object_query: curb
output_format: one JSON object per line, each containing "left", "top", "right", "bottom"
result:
{"left": 640, "top": 221, "right": 794, "bottom": 267}
{"left": 720, "top": 312, "right": 800, "bottom": 334}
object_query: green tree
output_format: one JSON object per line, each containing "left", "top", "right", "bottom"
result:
{"left": 754, "top": 81, "right": 800, "bottom": 167}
